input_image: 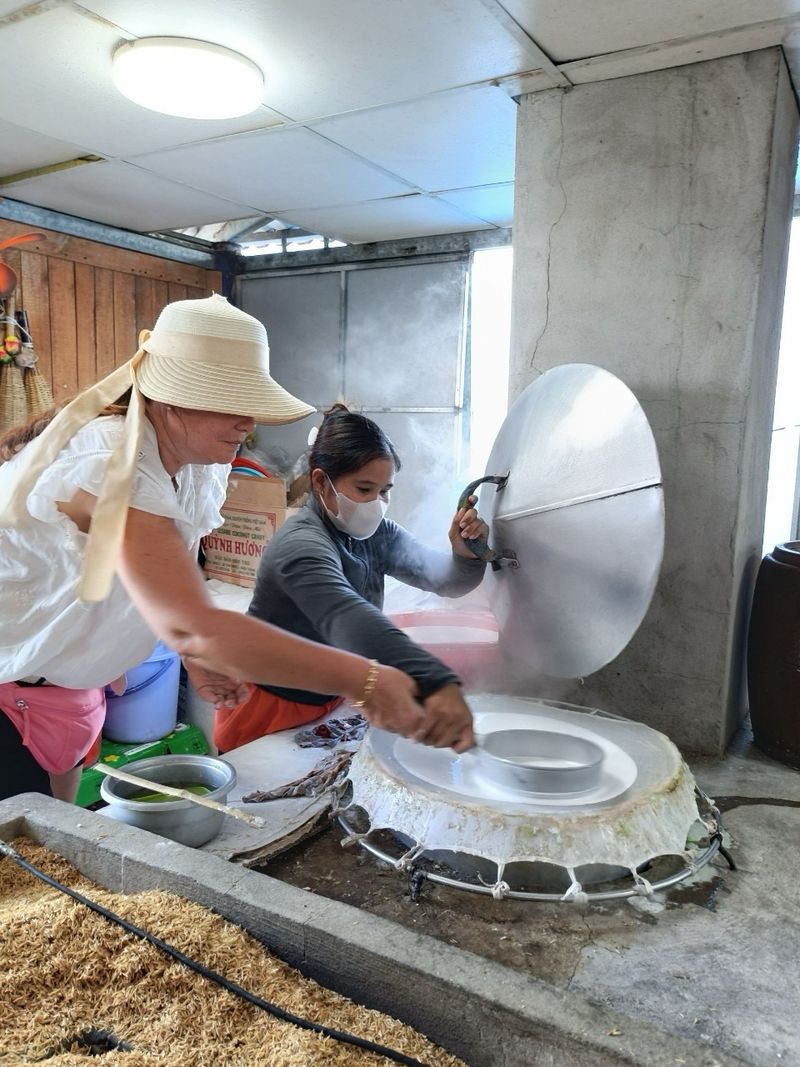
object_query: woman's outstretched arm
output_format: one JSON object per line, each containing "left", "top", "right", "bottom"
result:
{"left": 113, "top": 507, "right": 425, "bottom": 739}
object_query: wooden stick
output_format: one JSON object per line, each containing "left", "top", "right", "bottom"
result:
{"left": 95, "top": 763, "right": 266, "bottom": 828}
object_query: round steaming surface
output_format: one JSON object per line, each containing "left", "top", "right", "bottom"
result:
{"left": 345, "top": 696, "right": 702, "bottom": 877}
{"left": 378, "top": 708, "right": 638, "bottom": 810}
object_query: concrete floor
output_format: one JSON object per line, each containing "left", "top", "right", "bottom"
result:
{"left": 0, "top": 724, "right": 797, "bottom": 1067}
{"left": 570, "top": 729, "right": 800, "bottom": 1067}
{"left": 261, "top": 723, "right": 800, "bottom": 1067}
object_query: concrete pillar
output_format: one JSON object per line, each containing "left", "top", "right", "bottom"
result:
{"left": 509, "top": 49, "right": 799, "bottom": 755}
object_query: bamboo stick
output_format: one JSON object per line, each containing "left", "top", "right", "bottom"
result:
{"left": 95, "top": 763, "right": 266, "bottom": 828}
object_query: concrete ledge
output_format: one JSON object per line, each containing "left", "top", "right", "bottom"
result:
{"left": 0, "top": 795, "right": 746, "bottom": 1067}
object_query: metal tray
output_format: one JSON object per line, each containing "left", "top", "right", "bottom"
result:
{"left": 476, "top": 728, "right": 604, "bottom": 794}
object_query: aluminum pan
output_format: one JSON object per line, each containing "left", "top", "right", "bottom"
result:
{"left": 484, "top": 364, "right": 664, "bottom": 679}
{"left": 476, "top": 729, "right": 604, "bottom": 794}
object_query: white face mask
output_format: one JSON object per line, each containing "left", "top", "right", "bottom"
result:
{"left": 322, "top": 475, "right": 388, "bottom": 539}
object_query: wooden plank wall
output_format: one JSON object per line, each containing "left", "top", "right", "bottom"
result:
{"left": 0, "top": 219, "right": 222, "bottom": 403}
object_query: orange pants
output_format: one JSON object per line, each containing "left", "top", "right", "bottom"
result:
{"left": 213, "top": 686, "right": 344, "bottom": 752}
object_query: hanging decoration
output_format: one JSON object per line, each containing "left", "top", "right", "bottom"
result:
{"left": 0, "top": 293, "right": 28, "bottom": 434}
{"left": 0, "top": 230, "right": 53, "bottom": 436}
{"left": 0, "top": 231, "right": 44, "bottom": 299}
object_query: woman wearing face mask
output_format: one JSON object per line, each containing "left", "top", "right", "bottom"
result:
{"left": 213, "top": 404, "right": 489, "bottom": 755}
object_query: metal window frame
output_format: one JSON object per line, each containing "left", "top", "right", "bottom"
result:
{"left": 235, "top": 253, "right": 471, "bottom": 419}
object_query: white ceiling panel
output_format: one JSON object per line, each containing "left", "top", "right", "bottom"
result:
{"left": 0, "top": 119, "right": 95, "bottom": 180}
{"left": 83, "top": 0, "right": 546, "bottom": 121}
{"left": 0, "top": 6, "right": 285, "bottom": 160}
{"left": 2, "top": 160, "right": 260, "bottom": 232}
{"left": 311, "top": 87, "right": 517, "bottom": 192}
{"left": 0, "top": 0, "right": 793, "bottom": 243}
{"left": 277, "top": 195, "right": 494, "bottom": 244}
{"left": 0, "top": 0, "right": 38, "bottom": 12}
{"left": 435, "top": 183, "right": 515, "bottom": 227}
{"left": 501, "top": 0, "right": 800, "bottom": 64}
{"left": 131, "top": 127, "right": 413, "bottom": 212}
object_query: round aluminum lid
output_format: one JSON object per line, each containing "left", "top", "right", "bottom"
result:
{"left": 482, "top": 363, "right": 664, "bottom": 679}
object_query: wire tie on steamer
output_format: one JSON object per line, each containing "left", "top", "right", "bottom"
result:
{"left": 393, "top": 844, "right": 424, "bottom": 872}
{"left": 340, "top": 831, "right": 367, "bottom": 848}
{"left": 562, "top": 868, "right": 588, "bottom": 904}
{"left": 632, "top": 870, "right": 654, "bottom": 896}
{"left": 352, "top": 659, "right": 380, "bottom": 708}
{"left": 491, "top": 880, "right": 511, "bottom": 900}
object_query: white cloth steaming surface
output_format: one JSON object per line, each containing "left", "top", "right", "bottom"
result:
{"left": 398, "top": 713, "right": 638, "bottom": 807}
{"left": 343, "top": 695, "right": 702, "bottom": 878}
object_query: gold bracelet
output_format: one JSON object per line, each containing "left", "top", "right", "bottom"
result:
{"left": 352, "top": 659, "right": 380, "bottom": 707}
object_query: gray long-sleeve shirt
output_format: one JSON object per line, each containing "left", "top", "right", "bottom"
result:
{"left": 247, "top": 496, "right": 486, "bottom": 703}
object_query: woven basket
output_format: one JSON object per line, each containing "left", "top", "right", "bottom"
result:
{"left": 0, "top": 361, "right": 28, "bottom": 434}
{"left": 23, "top": 365, "right": 54, "bottom": 417}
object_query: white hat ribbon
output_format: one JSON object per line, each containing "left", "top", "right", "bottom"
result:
{"left": 0, "top": 336, "right": 149, "bottom": 603}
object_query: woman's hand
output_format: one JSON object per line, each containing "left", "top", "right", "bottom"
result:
{"left": 448, "top": 494, "right": 490, "bottom": 559}
{"left": 183, "top": 659, "right": 250, "bottom": 710}
{"left": 413, "top": 682, "right": 475, "bottom": 751}
{"left": 360, "top": 665, "right": 425, "bottom": 737}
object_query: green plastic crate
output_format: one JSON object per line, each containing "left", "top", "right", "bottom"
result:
{"left": 76, "top": 722, "right": 209, "bottom": 808}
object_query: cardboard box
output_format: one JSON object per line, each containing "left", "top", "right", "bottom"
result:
{"left": 202, "top": 474, "right": 287, "bottom": 588}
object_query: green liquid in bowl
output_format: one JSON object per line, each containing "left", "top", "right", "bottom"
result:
{"left": 130, "top": 783, "right": 212, "bottom": 804}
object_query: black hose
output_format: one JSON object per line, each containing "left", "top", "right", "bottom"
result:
{"left": 0, "top": 840, "right": 428, "bottom": 1067}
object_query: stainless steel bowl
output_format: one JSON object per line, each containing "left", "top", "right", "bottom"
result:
{"left": 476, "top": 729, "right": 604, "bottom": 795}
{"left": 99, "top": 754, "right": 236, "bottom": 847}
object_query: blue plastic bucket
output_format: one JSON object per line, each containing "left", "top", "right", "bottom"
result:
{"left": 103, "top": 642, "right": 181, "bottom": 743}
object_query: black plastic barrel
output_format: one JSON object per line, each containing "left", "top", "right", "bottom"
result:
{"left": 747, "top": 542, "right": 800, "bottom": 768}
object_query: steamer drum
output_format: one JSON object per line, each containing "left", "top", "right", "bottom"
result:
{"left": 337, "top": 365, "right": 725, "bottom": 902}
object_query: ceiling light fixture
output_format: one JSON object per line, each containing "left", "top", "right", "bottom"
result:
{"left": 112, "top": 37, "right": 264, "bottom": 120}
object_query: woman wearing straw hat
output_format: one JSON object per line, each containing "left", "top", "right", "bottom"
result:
{"left": 0, "top": 295, "right": 442, "bottom": 805}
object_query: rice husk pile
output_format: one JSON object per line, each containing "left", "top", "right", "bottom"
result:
{"left": 0, "top": 839, "right": 465, "bottom": 1067}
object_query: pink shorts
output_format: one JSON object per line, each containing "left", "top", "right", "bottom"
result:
{"left": 0, "top": 682, "right": 106, "bottom": 775}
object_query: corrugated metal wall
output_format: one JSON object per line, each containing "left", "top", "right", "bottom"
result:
{"left": 237, "top": 256, "right": 468, "bottom": 534}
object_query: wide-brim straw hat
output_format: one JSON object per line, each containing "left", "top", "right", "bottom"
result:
{"left": 0, "top": 294, "right": 315, "bottom": 603}
{"left": 137, "top": 294, "right": 314, "bottom": 424}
